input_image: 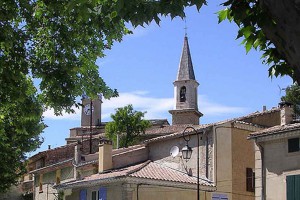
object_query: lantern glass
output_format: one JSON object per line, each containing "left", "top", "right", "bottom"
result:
{"left": 182, "top": 145, "right": 193, "bottom": 160}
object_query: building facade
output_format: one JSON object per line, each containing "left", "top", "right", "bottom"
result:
{"left": 249, "top": 103, "right": 300, "bottom": 200}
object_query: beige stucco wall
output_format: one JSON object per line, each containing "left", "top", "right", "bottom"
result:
{"left": 232, "top": 128, "right": 255, "bottom": 200}
{"left": 63, "top": 183, "right": 213, "bottom": 200}
{"left": 148, "top": 133, "right": 214, "bottom": 181}
{"left": 133, "top": 185, "right": 210, "bottom": 200}
{"left": 33, "top": 167, "right": 74, "bottom": 200}
{"left": 255, "top": 134, "right": 300, "bottom": 200}
{"left": 65, "top": 183, "right": 123, "bottom": 200}
{"left": 215, "top": 124, "right": 233, "bottom": 198}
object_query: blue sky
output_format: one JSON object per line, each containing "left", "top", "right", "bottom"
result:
{"left": 30, "top": 1, "right": 292, "bottom": 156}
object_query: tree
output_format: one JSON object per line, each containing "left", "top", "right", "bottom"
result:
{"left": 105, "top": 105, "right": 151, "bottom": 148}
{"left": 1, "top": 0, "right": 202, "bottom": 191}
{"left": 218, "top": 0, "right": 300, "bottom": 84}
{"left": 281, "top": 84, "right": 300, "bottom": 118}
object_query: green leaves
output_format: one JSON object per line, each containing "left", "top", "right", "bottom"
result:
{"left": 217, "top": 8, "right": 231, "bottom": 23}
{"left": 218, "top": 0, "right": 296, "bottom": 81}
{"left": 105, "top": 104, "right": 151, "bottom": 148}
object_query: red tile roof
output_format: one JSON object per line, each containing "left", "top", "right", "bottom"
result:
{"left": 57, "top": 160, "right": 214, "bottom": 189}
{"left": 248, "top": 123, "right": 300, "bottom": 139}
{"left": 130, "top": 162, "right": 212, "bottom": 186}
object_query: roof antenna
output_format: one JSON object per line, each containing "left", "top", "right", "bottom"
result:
{"left": 184, "top": 17, "right": 188, "bottom": 37}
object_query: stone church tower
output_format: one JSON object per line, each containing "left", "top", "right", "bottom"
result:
{"left": 169, "top": 36, "right": 203, "bottom": 125}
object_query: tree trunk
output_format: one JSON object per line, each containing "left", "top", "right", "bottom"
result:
{"left": 260, "top": 0, "right": 300, "bottom": 83}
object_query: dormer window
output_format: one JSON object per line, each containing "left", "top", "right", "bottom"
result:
{"left": 180, "top": 86, "right": 186, "bottom": 102}
{"left": 288, "top": 138, "right": 300, "bottom": 153}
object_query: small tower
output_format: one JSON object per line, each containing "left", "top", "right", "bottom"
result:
{"left": 81, "top": 94, "right": 102, "bottom": 127}
{"left": 169, "top": 36, "right": 203, "bottom": 125}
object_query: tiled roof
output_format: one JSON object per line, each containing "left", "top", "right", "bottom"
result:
{"left": 143, "top": 108, "right": 280, "bottom": 144}
{"left": 57, "top": 160, "right": 214, "bottom": 189}
{"left": 248, "top": 123, "right": 300, "bottom": 139}
{"left": 130, "top": 162, "right": 213, "bottom": 186}
{"left": 145, "top": 124, "right": 192, "bottom": 135}
{"left": 144, "top": 124, "right": 212, "bottom": 144}
{"left": 211, "top": 107, "right": 280, "bottom": 127}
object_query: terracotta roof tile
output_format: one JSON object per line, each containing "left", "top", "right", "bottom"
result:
{"left": 144, "top": 124, "right": 212, "bottom": 144}
{"left": 130, "top": 162, "right": 213, "bottom": 186}
{"left": 248, "top": 123, "right": 300, "bottom": 138}
{"left": 58, "top": 161, "right": 214, "bottom": 188}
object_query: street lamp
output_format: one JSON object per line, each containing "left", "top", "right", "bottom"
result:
{"left": 182, "top": 126, "right": 200, "bottom": 200}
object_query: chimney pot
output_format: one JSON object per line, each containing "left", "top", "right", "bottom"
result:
{"left": 263, "top": 106, "right": 267, "bottom": 111}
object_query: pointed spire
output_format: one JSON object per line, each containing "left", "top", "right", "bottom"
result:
{"left": 177, "top": 36, "right": 195, "bottom": 81}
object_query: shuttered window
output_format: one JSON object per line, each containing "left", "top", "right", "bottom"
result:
{"left": 288, "top": 138, "right": 300, "bottom": 153}
{"left": 287, "top": 175, "right": 300, "bottom": 200}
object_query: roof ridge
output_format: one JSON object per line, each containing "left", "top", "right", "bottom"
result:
{"left": 127, "top": 160, "right": 151, "bottom": 176}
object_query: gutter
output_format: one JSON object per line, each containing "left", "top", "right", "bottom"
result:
{"left": 256, "top": 141, "right": 265, "bottom": 200}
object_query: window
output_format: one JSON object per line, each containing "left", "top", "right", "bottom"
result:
{"left": 180, "top": 86, "right": 186, "bottom": 102}
{"left": 288, "top": 138, "right": 300, "bottom": 153}
{"left": 287, "top": 175, "right": 300, "bottom": 200}
{"left": 35, "top": 157, "right": 45, "bottom": 169}
{"left": 91, "top": 191, "right": 97, "bottom": 200}
{"left": 246, "top": 168, "right": 255, "bottom": 192}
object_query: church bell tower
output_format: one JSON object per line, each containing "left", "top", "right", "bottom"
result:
{"left": 169, "top": 36, "right": 203, "bottom": 125}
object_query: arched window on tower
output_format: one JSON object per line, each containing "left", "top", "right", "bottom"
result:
{"left": 180, "top": 86, "right": 186, "bottom": 102}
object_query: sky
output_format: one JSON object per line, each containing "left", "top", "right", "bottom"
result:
{"left": 30, "top": 1, "right": 292, "bottom": 156}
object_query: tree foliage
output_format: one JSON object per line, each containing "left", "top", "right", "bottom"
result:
{"left": 281, "top": 84, "right": 300, "bottom": 118}
{"left": 218, "top": 0, "right": 300, "bottom": 84}
{"left": 105, "top": 105, "right": 151, "bottom": 148}
{"left": 1, "top": 0, "right": 203, "bottom": 191}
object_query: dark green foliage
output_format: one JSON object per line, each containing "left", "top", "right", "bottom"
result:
{"left": 218, "top": 0, "right": 299, "bottom": 83}
{"left": 105, "top": 105, "right": 151, "bottom": 148}
{"left": 281, "top": 84, "right": 300, "bottom": 117}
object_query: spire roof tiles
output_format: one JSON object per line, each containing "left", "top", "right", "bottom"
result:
{"left": 177, "top": 36, "right": 196, "bottom": 81}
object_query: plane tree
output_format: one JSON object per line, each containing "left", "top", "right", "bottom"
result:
{"left": 218, "top": 0, "right": 300, "bottom": 83}
{"left": 1, "top": 0, "right": 300, "bottom": 192}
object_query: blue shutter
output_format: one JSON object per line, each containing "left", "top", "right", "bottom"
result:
{"left": 80, "top": 189, "right": 87, "bottom": 200}
{"left": 212, "top": 193, "right": 228, "bottom": 200}
{"left": 99, "top": 187, "right": 107, "bottom": 200}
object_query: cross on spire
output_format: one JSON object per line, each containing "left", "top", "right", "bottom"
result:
{"left": 184, "top": 17, "right": 188, "bottom": 37}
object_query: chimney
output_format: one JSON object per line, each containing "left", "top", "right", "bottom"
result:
{"left": 262, "top": 106, "right": 267, "bottom": 112}
{"left": 279, "top": 101, "right": 294, "bottom": 125}
{"left": 48, "top": 145, "right": 51, "bottom": 150}
{"left": 74, "top": 141, "right": 82, "bottom": 165}
{"left": 98, "top": 139, "right": 113, "bottom": 173}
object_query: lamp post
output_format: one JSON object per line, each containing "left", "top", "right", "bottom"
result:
{"left": 182, "top": 126, "right": 200, "bottom": 200}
